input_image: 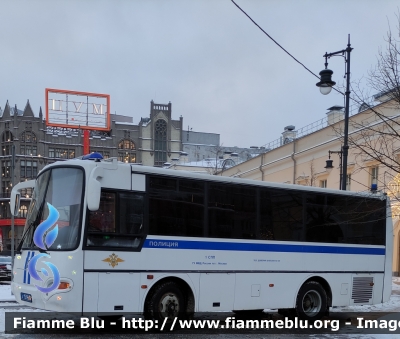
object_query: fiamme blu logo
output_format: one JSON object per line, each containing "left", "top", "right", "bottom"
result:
{"left": 28, "top": 203, "right": 60, "bottom": 293}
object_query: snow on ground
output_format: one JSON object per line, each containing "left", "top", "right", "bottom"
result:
{"left": 1, "top": 279, "right": 400, "bottom": 337}
{"left": 0, "top": 285, "right": 15, "bottom": 302}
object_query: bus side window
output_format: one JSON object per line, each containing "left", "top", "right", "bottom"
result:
{"left": 86, "top": 191, "right": 144, "bottom": 249}
{"left": 270, "top": 190, "right": 303, "bottom": 241}
{"left": 88, "top": 191, "right": 116, "bottom": 233}
{"left": 259, "top": 189, "right": 274, "bottom": 240}
{"left": 208, "top": 184, "right": 256, "bottom": 240}
{"left": 327, "top": 195, "right": 385, "bottom": 245}
{"left": 305, "top": 194, "right": 343, "bottom": 243}
{"left": 119, "top": 193, "right": 144, "bottom": 234}
{"left": 148, "top": 176, "right": 204, "bottom": 238}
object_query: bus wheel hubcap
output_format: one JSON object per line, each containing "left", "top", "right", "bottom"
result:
{"left": 160, "top": 293, "right": 179, "bottom": 319}
{"left": 302, "top": 290, "right": 322, "bottom": 315}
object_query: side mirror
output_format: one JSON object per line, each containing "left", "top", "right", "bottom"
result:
{"left": 10, "top": 180, "right": 35, "bottom": 216}
{"left": 87, "top": 167, "right": 104, "bottom": 211}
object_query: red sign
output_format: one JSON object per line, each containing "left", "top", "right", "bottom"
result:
{"left": 0, "top": 219, "right": 26, "bottom": 226}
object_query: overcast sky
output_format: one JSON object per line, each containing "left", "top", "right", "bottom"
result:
{"left": 1, "top": 0, "right": 399, "bottom": 148}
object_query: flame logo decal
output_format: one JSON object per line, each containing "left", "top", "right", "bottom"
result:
{"left": 28, "top": 253, "right": 60, "bottom": 293}
{"left": 33, "top": 203, "right": 59, "bottom": 250}
{"left": 28, "top": 202, "right": 60, "bottom": 293}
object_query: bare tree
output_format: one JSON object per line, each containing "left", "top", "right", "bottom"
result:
{"left": 367, "top": 11, "right": 400, "bottom": 109}
{"left": 297, "top": 159, "right": 317, "bottom": 186}
{"left": 331, "top": 11, "right": 400, "bottom": 198}
{"left": 205, "top": 144, "right": 226, "bottom": 175}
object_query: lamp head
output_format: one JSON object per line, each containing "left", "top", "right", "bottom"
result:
{"left": 316, "top": 69, "right": 336, "bottom": 95}
{"left": 324, "top": 159, "right": 334, "bottom": 173}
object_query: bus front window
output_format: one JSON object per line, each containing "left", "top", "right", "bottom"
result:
{"left": 22, "top": 167, "right": 84, "bottom": 251}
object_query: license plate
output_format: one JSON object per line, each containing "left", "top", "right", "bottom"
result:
{"left": 21, "top": 293, "right": 32, "bottom": 303}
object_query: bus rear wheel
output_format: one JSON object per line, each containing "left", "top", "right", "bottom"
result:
{"left": 145, "top": 281, "right": 185, "bottom": 324}
{"left": 295, "top": 281, "right": 327, "bottom": 321}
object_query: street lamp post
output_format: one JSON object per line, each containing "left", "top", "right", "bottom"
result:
{"left": 324, "top": 150, "right": 343, "bottom": 190}
{"left": 316, "top": 35, "right": 353, "bottom": 190}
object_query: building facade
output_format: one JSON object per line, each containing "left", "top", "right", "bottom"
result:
{"left": 0, "top": 99, "right": 183, "bottom": 253}
{"left": 221, "top": 97, "right": 400, "bottom": 275}
{"left": 165, "top": 129, "right": 265, "bottom": 173}
{"left": 180, "top": 129, "right": 264, "bottom": 164}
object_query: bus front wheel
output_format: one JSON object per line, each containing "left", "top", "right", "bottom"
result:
{"left": 295, "top": 281, "right": 327, "bottom": 321}
{"left": 145, "top": 281, "right": 185, "bottom": 324}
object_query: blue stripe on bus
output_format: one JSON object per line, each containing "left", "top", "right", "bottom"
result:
{"left": 27, "top": 251, "right": 34, "bottom": 284}
{"left": 23, "top": 251, "right": 35, "bottom": 284}
{"left": 143, "top": 239, "right": 385, "bottom": 255}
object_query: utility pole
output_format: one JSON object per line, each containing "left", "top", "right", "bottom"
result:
{"left": 11, "top": 144, "right": 15, "bottom": 273}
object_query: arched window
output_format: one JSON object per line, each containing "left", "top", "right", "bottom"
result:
{"left": 20, "top": 131, "right": 37, "bottom": 155}
{"left": 154, "top": 119, "right": 167, "bottom": 167}
{"left": 118, "top": 139, "right": 136, "bottom": 163}
{"left": 20, "top": 131, "right": 37, "bottom": 143}
{"left": 118, "top": 139, "right": 135, "bottom": 150}
{"left": 1, "top": 131, "right": 13, "bottom": 156}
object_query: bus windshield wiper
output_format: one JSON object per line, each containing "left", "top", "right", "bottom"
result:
{"left": 15, "top": 221, "right": 34, "bottom": 254}
{"left": 16, "top": 200, "right": 47, "bottom": 254}
{"left": 16, "top": 225, "right": 49, "bottom": 255}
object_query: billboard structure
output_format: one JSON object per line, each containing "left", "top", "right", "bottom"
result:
{"left": 45, "top": 88, "right": 110, "bottom": 131}
{"left": 45, "top": 88, "right": 111, "bottom": 154}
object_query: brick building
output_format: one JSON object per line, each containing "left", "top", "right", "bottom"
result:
{"left": 0, "top": 99, "right": 183, "bottom": 253}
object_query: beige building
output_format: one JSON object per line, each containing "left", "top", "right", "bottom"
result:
{"left": 221, "top": 97, "right": 400, "bottom": 275}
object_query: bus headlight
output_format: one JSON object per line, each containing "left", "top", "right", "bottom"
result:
{"left": 46, "top": 279, "right": 73, "bottom": 291}
{"left": 58, "top": 282, "right": 71, "bottom": 290}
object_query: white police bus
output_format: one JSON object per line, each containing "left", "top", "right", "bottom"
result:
{"left": 10, "top": 153, "right": 392, "bottom": 321}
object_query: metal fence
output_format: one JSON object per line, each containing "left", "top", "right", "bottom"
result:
{"left": 259, "top": 94, "right": 381, "bottom": 153}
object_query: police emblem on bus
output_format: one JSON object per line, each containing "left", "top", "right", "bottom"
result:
{"left": 28, "top": 203, "right": 60, "bottom": 293}
{"left": 102, "top": 253, "right": 124, "bottom": 268}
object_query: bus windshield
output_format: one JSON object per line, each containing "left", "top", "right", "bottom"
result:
{"left": 21, "top": 167, "right": 84, "bottom": 251}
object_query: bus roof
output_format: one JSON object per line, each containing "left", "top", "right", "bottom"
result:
{"left": 41, "top": 158, "right": 386, "bottom": 201}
